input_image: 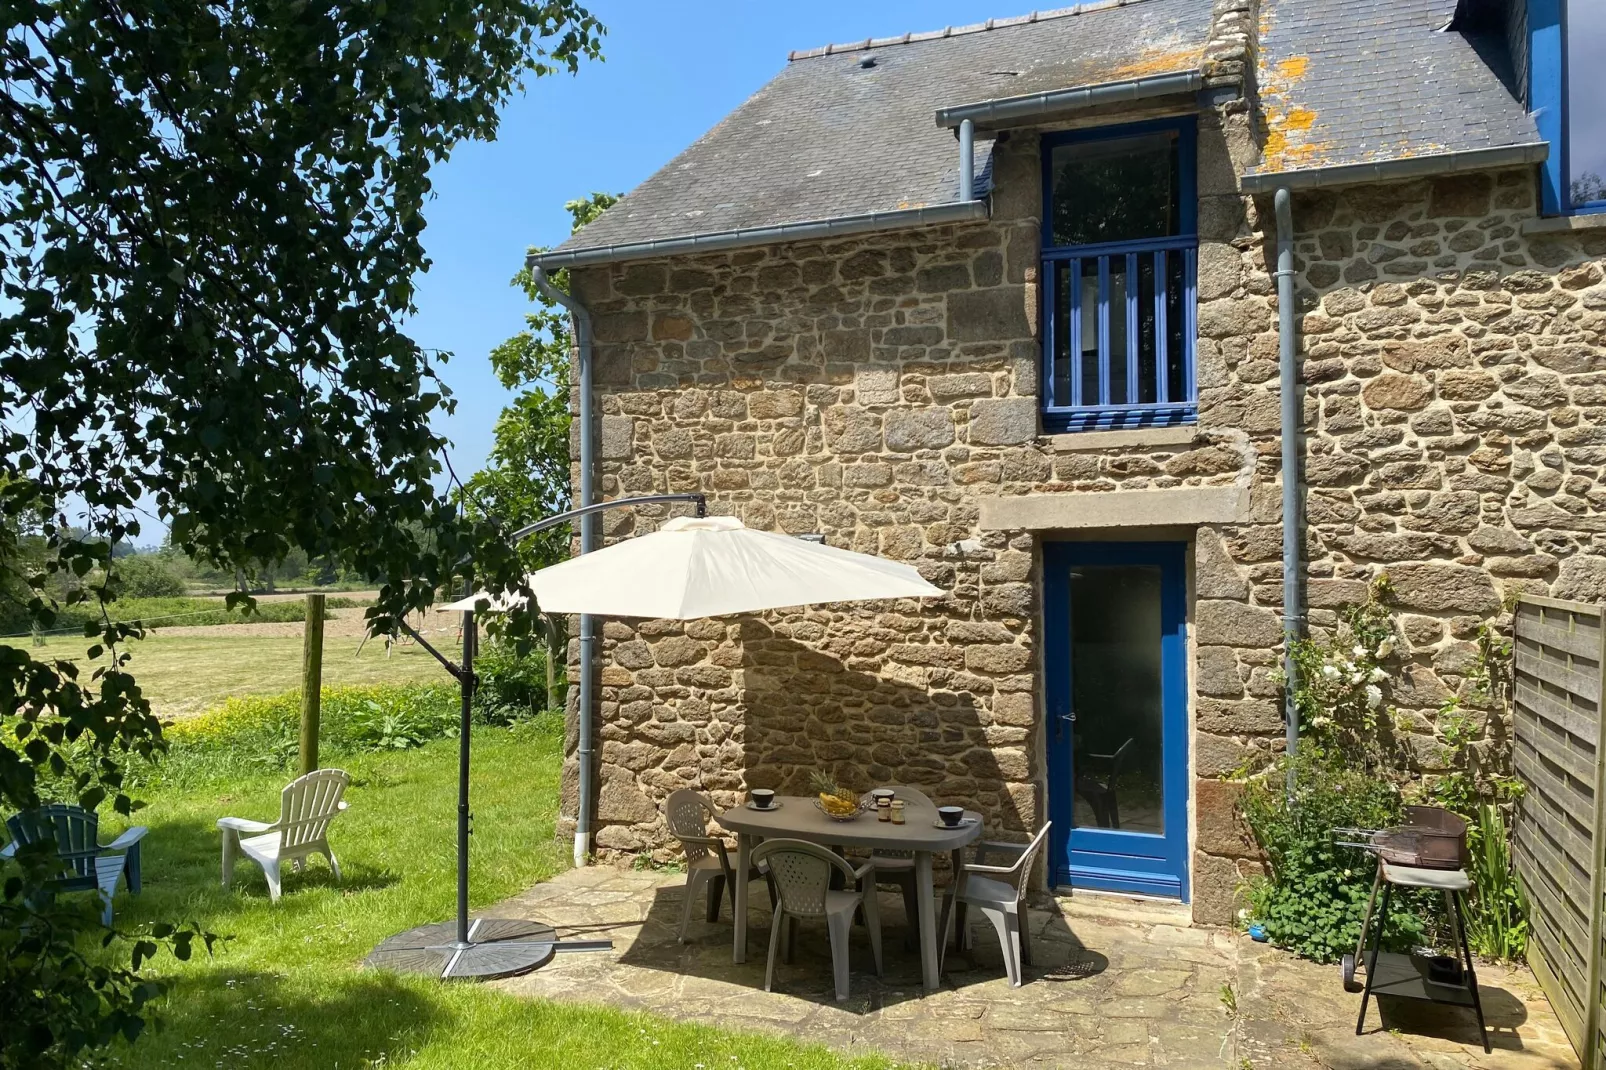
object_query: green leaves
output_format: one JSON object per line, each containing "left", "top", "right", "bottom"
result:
{"left": 0, "top": 2, "right": 604, "bottom": 1064}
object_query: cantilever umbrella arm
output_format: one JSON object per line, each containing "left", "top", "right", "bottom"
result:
{"left": 509, "top": 492, "right": 706, "bottom": 542}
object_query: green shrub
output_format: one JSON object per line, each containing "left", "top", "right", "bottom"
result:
{"left": 149, "top": 684, "right": 458, "bottom": 787}
{"left": 109, "top": 556, "right": 187, "bottom": 598}
{"left": 1240, "top": 746, "right": 1429, "bottom": 963}
{"left": 472, "top": 641, "right": 549, "bottom": 725}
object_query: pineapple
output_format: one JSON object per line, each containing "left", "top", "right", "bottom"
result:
{"left": 810, "top": 770, "right": 859, "bottom": 818}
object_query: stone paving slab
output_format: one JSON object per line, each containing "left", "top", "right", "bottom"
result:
{"left": 489, "top": 865, "right": 1577, "bottom": 1070}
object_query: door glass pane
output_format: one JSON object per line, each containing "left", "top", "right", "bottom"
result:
{"left": 1049, "top": 132, "right": 1181, "bottom": 247}
{"left": 1569, "top": 1, "right": 1606, "bottom": 206}
{"left": 1069, "top": 565, "right": 1165, "bottom": 835}
{"left": 1107, "top": 259, "right": 1129, "bottom": 404}
{"left": 1165, "top": 251, "right": 1187, "bottom": 402}
{"left": 1078, "top": 260, "right": 1099, "bottom": 403}
{"left": 1052, "top": 260, "right": 1071, "bottom": 406}
{"left": 1137, "top": 254, "right": 1157, "bottom": 404}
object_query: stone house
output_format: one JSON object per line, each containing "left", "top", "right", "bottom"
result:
{"left": 527, "top": 0, "right": 1606, "bottom": 924}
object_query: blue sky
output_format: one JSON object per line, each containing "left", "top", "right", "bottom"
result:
{"left": 407, "top": 0, "right": 1014, "bottom": 481}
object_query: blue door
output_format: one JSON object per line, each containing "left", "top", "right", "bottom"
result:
{"left": 1043, "top": 542, "right": 1189, "bottom": 900}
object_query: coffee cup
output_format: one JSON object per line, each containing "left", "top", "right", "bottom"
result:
{"left": 870, "top": 788, "right": 894, "bottom": 805}
{"left": 750, "top": 789, "right": 775, "bottom": 809}
{"left": 937, "top": 806, "right": 964, "bottom": 827}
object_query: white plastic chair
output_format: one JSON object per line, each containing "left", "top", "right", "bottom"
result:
{"left": 941, "top": 821, "right": 1053, "bottom": 987}
{"left": 663, "top": 788, "right": 772, "bottom": 943}
{"left": 218, "top": 768, "right": 349, "bottom": 902}
{"left": 753, "top": 838, "right": 883, "bottom": 1002}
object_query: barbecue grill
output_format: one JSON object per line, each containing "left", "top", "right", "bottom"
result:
{"left": 1330, "top": 804, "right": 1488, "bottom": 1052}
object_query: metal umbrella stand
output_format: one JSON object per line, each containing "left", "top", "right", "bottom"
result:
{"left": 365, "top": 603, "right": 609, "bottom": 979}
{"left": 365, "top": 494, "right": 707, "bottom": 981}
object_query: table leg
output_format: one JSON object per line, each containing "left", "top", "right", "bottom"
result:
{"left": 733, "top": 832, "right": 751, "bottom": 964}
{"left": 936, "top": 847, "right": 965, "bottom": 976}
{"left": 915, "top": 851, "right": 939, "bottom": 992}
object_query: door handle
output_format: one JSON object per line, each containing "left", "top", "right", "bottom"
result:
{"left": 1053, "top": 710, "right": 1076, "bottom": 738}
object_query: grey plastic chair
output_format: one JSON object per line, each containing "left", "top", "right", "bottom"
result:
{"left": 664, "top": 788, "right": 771, "bottom": 943}
{"left": 941, "top": 821, "right": 1053, "bottom": 987}
{"left": 857, "top": 784, "right": 933, "bottom": 947}
{"left": 753, "top": 838, "right": 883, "bottom": 1002}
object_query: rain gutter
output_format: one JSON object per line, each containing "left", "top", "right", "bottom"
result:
{"left": 530, "top": 265, "right": 599, "bottom": 868}
{"left": 1273, "top": 189, "right": 1302, "bottom": 795}
{"left": 1241, "top": 142, "right": 1549, "bottom": 194}
{"left": 934, "top": 69, "right": 1203, "bottom": 130}
{"left": 526, "top": 201, "right": 990, "bottom": 271}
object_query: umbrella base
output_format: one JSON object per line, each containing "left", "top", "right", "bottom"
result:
{"left": 366, "top": 918, "right": 608, "bottom": 980}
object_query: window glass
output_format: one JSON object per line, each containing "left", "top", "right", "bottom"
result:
{"left": 1569, "top": 1, "right": 1606, "bottom": 206}
{"left": 1049, "top": 132, "right": 1181, "bottom": 246}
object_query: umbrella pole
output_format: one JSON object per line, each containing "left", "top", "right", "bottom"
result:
{"left": 456, "top": 608, "right": 475, "bottom": 947}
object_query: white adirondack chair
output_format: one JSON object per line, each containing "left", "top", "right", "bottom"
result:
{"left": 218, "top": 768, "right": 349, "bottom": 902}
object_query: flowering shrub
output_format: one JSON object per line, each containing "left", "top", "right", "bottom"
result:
{"left": 1244, "top": 573, "right": 1527, "bottom": 962}
{"left": 1276, "top": 575, "right": 1399, "bottom": 757}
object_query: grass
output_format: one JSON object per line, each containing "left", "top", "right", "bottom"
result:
{"left": 3, "top": 631, "right": 446, "bottom": 719}
{"left": 98, "top": 726, "right": 899, "bottom": 1069}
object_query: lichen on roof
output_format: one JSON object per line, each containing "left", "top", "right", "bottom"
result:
{"left": 1249, "top": 0, "right": 1536, "bottom": 177}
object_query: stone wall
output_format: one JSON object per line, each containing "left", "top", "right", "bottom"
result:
{"left": 560, "top": 103, "right": 1275, "bottom": 920}
{"left": 556, "top": 99, "right": 1606, "bottom": 926}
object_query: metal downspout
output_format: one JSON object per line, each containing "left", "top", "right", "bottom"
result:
{"left": 1274, "top": 189, "right": 1302, "bottom": 793}
{"left": 531, "top": 266, "right": 599, "bottom": 867}
{"left": 959, "top": 119, "right": 975, "bottom": 201}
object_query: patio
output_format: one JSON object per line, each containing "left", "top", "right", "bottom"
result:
{"left": 491, "top": 864, "right": 1575, "bottom": 1069}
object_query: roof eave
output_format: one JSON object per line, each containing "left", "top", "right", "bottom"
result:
{"left": 1240, "top": 142, "right": 1550, "bottom": 194}
{"left": 528, "top": 199, "right": 992, "bottom": 270}
{"left": 934, "top": 69, "right": 1204, "bottom": 130}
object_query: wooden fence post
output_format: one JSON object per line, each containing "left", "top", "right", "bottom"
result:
{"left": 298, "top": 593, "right": 326, "bottom": 776}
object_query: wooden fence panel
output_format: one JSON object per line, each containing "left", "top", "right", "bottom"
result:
{"left": 1512, "top": 595, "right": 1606, "bottom": 1069}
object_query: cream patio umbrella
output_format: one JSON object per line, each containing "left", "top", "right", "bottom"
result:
{"left": 439, "top": 515, "right": 942, "bottom": 617}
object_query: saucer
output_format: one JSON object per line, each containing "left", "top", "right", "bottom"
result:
{"left": 746, "top": 801, "right": 783, "bottom": 811}
{"left": 932, "top": 816, "right": 976, "bottom": 829}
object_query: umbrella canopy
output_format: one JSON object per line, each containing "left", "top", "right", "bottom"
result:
{"left": 438, "top": 515, "right": 941, "bottom": 618}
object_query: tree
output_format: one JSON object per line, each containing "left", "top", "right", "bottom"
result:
{"left": 0, "top": 3, "right": 602, "bottom": 1065}
{"left": 460, "top": 192, "right": 616, "bottom": 711}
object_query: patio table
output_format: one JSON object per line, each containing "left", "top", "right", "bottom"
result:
{"left": 717, "top": 794, "right": 982, "bottom": 993}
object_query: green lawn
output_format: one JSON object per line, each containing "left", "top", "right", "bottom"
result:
{"left": 101, "top": 727, "right": 900, "bottom": 1069}
{"left": 7, "top": 630, "right": 445, "bottom": 719}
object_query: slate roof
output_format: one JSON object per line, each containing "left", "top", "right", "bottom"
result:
{"left": 1250, "top": 0, "right": 1540, "bottom": 179}
{"left": 552, "top": 0, "right": 1216, "bottom": 258}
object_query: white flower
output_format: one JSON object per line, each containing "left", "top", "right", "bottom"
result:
{"left": 1365, "top": 684, "right": 1383, "bottom": 709}
{"left": 1369, "top": 666, "right": 1388, "bottom": 683}
{"left": 1350, "top": 672, "right": 1365, "bottom": 685}
{"left": 1353, "top": 644, "right": 1367, "bottom": 657}
{"left": 1376, "top": 637, "right": 1395, "bottom": 657}
{"left": 1322, "top": 664, "right": 1341, "bottom": 679}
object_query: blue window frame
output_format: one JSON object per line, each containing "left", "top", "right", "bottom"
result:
{"left": 1040, "top": 118, "right": 1198, "bottom": 433}
{"left": 1532, "top": 0, "right": 1606, "bottom": 216}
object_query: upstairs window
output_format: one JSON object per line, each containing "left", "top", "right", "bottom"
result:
{"left": 1533, "top": 0, "right": 1606, "bottom": 215}
{"left": 1040, "top": 119, "right": 1198, "bottom": 433}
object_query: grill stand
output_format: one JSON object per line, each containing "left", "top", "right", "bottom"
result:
{"left": 1350, "top": 860, "right": 1490, "bottom": 1053}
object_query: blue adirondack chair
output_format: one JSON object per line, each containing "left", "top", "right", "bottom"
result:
{"left": 0, "top": 804, "right": 148, "bottom": 925}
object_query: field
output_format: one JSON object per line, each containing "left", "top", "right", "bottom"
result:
{"left": 100, "top": 726, "right": 897, "bottom": 1070}
{"left": 5, "top": 609, "right": 450, "bottom": 719}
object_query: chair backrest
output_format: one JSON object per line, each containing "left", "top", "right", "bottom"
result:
{"left": 1000, "top": 822, "right": 1054, "bottom": 895}
{"left": 5, "top": 804, "right": 101, "bottom": 884}
{"left": 277, "top": 769, "right": 349, "bottom": 850}
{"left": 663, "top": 788, "right": 720, "bottom": 866}
{"left": 752, "top": 838, "right": 860, "bottom": 919}
{"left": 1108, "top": 738, "right": 1135, "bottom": 778}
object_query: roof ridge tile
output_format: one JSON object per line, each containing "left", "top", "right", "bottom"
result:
{"left": 785, "top": 0, "right": 1154, "bottom": 62}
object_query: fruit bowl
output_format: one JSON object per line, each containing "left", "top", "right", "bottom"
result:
{"left": 813, "top": 796, "right": 863, "bottom": 822}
